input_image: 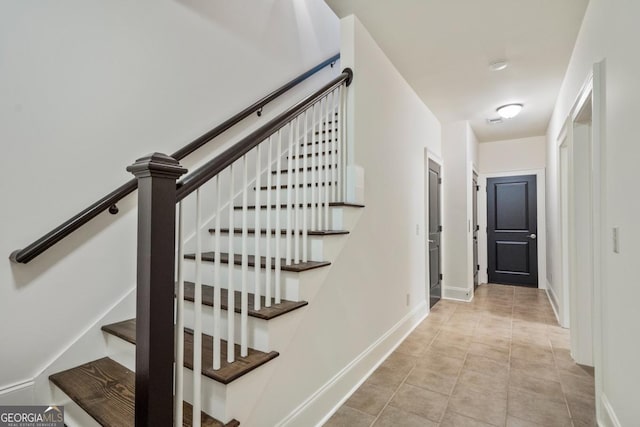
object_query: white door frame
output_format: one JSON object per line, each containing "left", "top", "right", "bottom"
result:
{"left": 556, "top": 62, "right": 605, "bottom": 417}
{"left": 478, "top": 168, "right": 547, "bottom": 290}
{"left": 425, "top": 149, "right": 443, "bottom": 309}
{"left": 557, "top": 121, "right": 572, "bottom": 329}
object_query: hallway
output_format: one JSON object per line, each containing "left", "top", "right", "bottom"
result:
{"left": 325, "top": 284, "right": 595, "bottom": 426}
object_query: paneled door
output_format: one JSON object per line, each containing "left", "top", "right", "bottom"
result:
{"left": 487, "top": 175, "right": 538, "bottom": 287}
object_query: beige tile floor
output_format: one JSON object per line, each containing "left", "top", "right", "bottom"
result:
{"left": 324, "top": 284, "right": 596, "bottom": 427}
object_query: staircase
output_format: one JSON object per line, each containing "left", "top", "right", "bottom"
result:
{"left": 43, "top": 68, "right": 360, "bottom": 426}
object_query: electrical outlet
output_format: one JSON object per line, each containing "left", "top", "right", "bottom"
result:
{"left": 406, "top": 293, "right": 411, "bottom": 306}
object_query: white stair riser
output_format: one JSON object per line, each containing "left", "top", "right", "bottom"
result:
{"left": 51, "top": 387, "right": 101, "bottom": 427}
{"left": 284, "top": 153, "right": 339, "bottom": 170}
{"left": 102, "top": 324, "right": 294, "bottom": 425}
{"left": 182, "top": 259, "right": 303, "bottom": 301}
{"left": 254, "top": 185, "right": 340, "bottom": 204}
{"left": 218, "top": 205, "right": 347, "bottom": 230}
{"left": 268, "top": 167, "right": 338, "bottom": 187}
{"left": 103, "top": 334, "right": 233, "bottom": 423}
{"left": 210, "top": 233, "right": 326, "bottom": 261}
{"left": 180, "top": 300, "right": 271, "bottom": 351}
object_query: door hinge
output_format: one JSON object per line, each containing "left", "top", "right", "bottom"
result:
{"left": 476, "top": 185, "right": 480, "bottom": 191}
{"left": 438, "top": 178, "right": 442, "bottom": 184}
{"left": 476, "top": 225, "right": 480, "bottom": 231}
{"left": 486, "top": 268, "right": 489, "bottom": 274}
{"left": 438, "top": 225, "right": 443, "bottom": 232}
{"left": 477, "top": 264, "right": 480, "bottom": 271}
{"left": 439, "top": 273, "right": 443, "bottom": 280}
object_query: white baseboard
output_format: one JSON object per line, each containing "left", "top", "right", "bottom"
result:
{"left": 443, "top": 285, "right": 472, "bottom": 302}
{"left": 0, "top": 379, "right": 34, "bottom": 405}
{"left": 599, "top": 393, "right": 622, "bottom": 427}
{"left": 277, "top": 301, "right": 429, "bottom": 427}
{"left": 545, "top": 280, "right": 563, "bottom": 327}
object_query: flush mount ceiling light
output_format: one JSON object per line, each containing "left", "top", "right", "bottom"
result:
{"left": 496, "top": 103, "right": 523, "bottom": 119}
{"left": 489, "top": 60, "right": 508, "bottom": 71}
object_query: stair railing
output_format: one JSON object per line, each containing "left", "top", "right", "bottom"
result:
{"left": 10, "top": 54, "right": 340, "bottom": 264}
{"left": 128, "top": 68, "right": 353, "bottom": 426}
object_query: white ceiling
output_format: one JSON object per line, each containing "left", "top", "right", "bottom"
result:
{"left": 325, "top": 0, "right": 589, "bottom": 142}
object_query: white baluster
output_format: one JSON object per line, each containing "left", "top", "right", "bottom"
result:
{"left": 175, "top": 202, "right": 185, "bottom": 425}
{"left": 310, "top": 103, "right": 317, "bottom": 232}
{"left": 227, "top": 165, "right": 235, "bottom": 363}
{"left": 265, "top": 136, "right": 273, "bottom": 307}
{"left": 337, "top": 84, "right": 344, "bottom": 202}
{"left": 254, "top": 144, "right": 262, "bottom": 311}
{"left": 193, "top": 189, "right": 203, "bottom": 427}
{"left": 331, "top": 89, "right": 338, "bottom": 203}
{"left": 241, "top": 155, "right": 249, "bottom": 357}
{"left": 275, "top": 130, "right": 283, "bottom": 304}
{"left": 317, "top": 97, "right": 324, "bottom": 231}
{"left": 302, "top": 110, "right": 309, "bottom": 262}
{"left": 213, "top": 176, "right": 221, "bottom": 370}
{"left": 294, "top": 116, "right": 301, "bottom": 264}
{"left": 323, "top": 93, "right": 331, "bottom": 230}
{"left": 286, "top": 121, "right": 294, "bottom": 266}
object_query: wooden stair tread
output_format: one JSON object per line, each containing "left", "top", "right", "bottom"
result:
{"left": 233, "top": 202, "right": 364, "bottom": 210}
{"left": 211, "top": 227, "right": 349, "bottom": 236}
{"left": 101, "top": 319, "right": 278, "bottom": 385}
{"left": 272, "top": 164, "right": 336, "bottom": 174}
{"left": 301, "top": 138, "right": 337, "bottom": 146}
{"left": 256, "top": 182, "right": 334, "bottom": 190}
{"left": 49, "top": 357, "right": 235, "bottom": 426}
{"left": 182, "top": 282, "right": 308, "bottom": 320}
{"left": 288, "top": 150, "right": 337, "bottom": 159}
{"left": 184, "top": 252, "right": 330, "bottom": 272}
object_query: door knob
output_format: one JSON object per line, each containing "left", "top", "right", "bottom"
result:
{"left": 528, "top": 234, "right": 537, "bottom": 240}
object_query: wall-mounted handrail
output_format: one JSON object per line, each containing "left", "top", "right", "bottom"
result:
{"left": 10, "top": 54, "right": 340, "bottom": 264}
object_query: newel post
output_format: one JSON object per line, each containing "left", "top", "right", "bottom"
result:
{"left": 127, "top": 153, "right": 187, "bottom": 427}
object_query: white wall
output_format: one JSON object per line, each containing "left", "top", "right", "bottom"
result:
{"left": 442, "top": 121, "right": 478, "bottom": 300}
{"left": 478, "top": 136, "right": 546, "bottom": 173}
{"left": 546, "top": 0, "right": 640, "bottom": 424}
{"left": 241, "top": 15, "right": 442, "bottom": 426}
{"left": 0, "top": 0, "right": 340, "bottom": 400}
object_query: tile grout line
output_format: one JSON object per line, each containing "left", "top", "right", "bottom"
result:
{"left": 328, "top": 285, "right": 594, "bottom": 427}
{"left": 551, "top": 337, "right": 577, "bottom": 424}
{"left": 366, "top": 358, "right": 419, "bottom": 426}
{"left": 433, "top": 303, "right": 468, "bottom": 424}
{"left": 504, "top": 285, "right": 515, "bottom": 427}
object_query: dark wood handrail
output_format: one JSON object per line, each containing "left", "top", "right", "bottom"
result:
{"left": 10, "top": 54, "right": 340, "bottom": 264}
{"left": 176, "top": 68, "right": 353, "bottom": 202}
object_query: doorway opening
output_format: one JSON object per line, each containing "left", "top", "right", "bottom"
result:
{"left": 559, "top": 85, "right": 594, "bottom": 366}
